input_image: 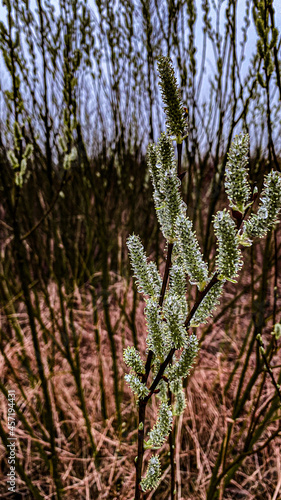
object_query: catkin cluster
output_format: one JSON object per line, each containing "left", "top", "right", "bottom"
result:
{"left": 124, "top": 56, "right": 281, "bottom": 493}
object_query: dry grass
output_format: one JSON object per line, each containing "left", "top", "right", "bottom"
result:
{"left": 0, "top": 252, "right": 281, "bottom": 499}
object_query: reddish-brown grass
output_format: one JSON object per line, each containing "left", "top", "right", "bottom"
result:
{"left": 0, "top": 237, "right": 281, "bottom": 499}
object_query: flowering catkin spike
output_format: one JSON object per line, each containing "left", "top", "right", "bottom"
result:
{"left": 124, "top": 372, "right": 149, "bottom": 399}
{"left": 225, "top": 133, "right": 251, "bottom": 213}
{"left": 147, "top": 142, "right": 161, "bottom": 192}
{"left": 123, "top": 346, "right": 145, "bottom": 374}
{"left": 157, "top": 56, "right": 187, "bottom": 142}
{"left": 140, "top": 455, "right": 161, "bottom": 492}
{"left": 172, "top": 383, "right": 186, "bottom": 416}
{"left": 190, "top": 281, "right": 224, "bottom": 326}
{"left": 157, "top": 133, "right": 177, "bottom": 176}
{"left": 145, "top": 299, "right": 170, "bottom": 359}
{"left": 175, "top": 215, "right": 209, "bottom": 289}
{"left": 169, "top": 259, "right": 186, "bottom": 297}
{"left": 127, "top": 235, "right": 161, "bottom": 298}
{"left": 148, "top": 261, "right": 162, "bottom": 294}
{"left": 149, "top": 134, "right": 176, "bottom": 197}
{"left": 167, "top": 334, "right": 199, "bottom": 381}
{"left": 213, "top": 210, "right": 243, "bottom": 281}
{"left": 243, "top": 171, "right": 281, "bottom": 240}
{"left": 169, "top": 378, "right": 181, "bottom": 394}
{"left": 7, "top": 150, "right": 19, "bottom": 169}
{"left": 163, "top": 294, "right": 187, "bottom": 349}
{"left": 145, "top": 401, "right": 173, "bottom": 449}
{"left": 162, "top": 170, "right": 183, "bottom": 242}
{"left": 152, "top": 187, "right": 184, "bottom": 242}
{"left": 169, "top": 259, "right": 188, "bottom": 317}
{"left": 149, "top": 134, "right": 185, "bottom": 242}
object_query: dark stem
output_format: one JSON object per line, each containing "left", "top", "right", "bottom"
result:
{"left": 37, "top": 0, "right": 53, "bottom": 190}
{"left": 144, "top": 241, "right": 173, "bottom": 382}
{"left": 185, "top": 273, "right": 219, "bottom": 327}
{"left": 263, "top": 2, "right": 280, "bottom": 171}
{"left": 168, "top": 387, "right": 175, "bottom": 500}
{"left": 135, "top": 400, "right": 147, "bottom": 500}
{"left": 160, "top": 242, "right": 174, "bottom": 307}
{"left": 177, "top": 143, "right": 182, "bottom": 177}
{"left": 135, "top": 140, "right": 184, "bottom": 498}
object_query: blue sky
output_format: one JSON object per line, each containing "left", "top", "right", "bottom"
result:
{"left": 0, "top": 0, "right": 280, "bottom": 85}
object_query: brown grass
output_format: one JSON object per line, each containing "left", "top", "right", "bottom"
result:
{"left": 0, "top": 245, "right": 281, "bottom": 499}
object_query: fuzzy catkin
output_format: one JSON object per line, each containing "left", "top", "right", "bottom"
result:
{"left": 149, "top": 133, "right": 186, "bottom": 242}
{"left": 146, "top": 401, "right": 173, "bottom": 449}
{"left": 140, "top": 455, "right": 161, "bottom": 492}
{"left": 225, "top": 133, "right": 251, "bottom": 213}
{"left": 190, "top": 281, "right": 224, "bottom": 326}
{"left": 127, "top": 234, "right": 161, "bottom": 298}
{"left": 167, "top": 334, "right": 199, "bottom": 381}
{"left": 124, "top": 372, "right": 149, "bottom": 399}
{"left": 123, "top": 346, "right": 145, "bottom": 374}
{"left": 163, "top": 293, "right": 187, "bottom": 349}
{"left": 157, "top": 56, "right": 186, "bottom": 141}
{"left": 244, "top": 171, "right": 281, "bottom": 239}
{"left": 213, "top": 210, "right": 242, "bottom": 281}
{"left": 145, "top": 299, "right": 169, "bottom": 359}
{"left": 175, "top": 214, "right": 208, "bottom": 289}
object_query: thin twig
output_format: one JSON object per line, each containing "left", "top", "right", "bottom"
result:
{"left": 20, "top": 171, "right": 68, "bottom": 241}
{"left": 256, "top": 335, "right": 281, "bottom": 405}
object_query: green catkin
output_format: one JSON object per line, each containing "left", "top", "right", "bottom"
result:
{"left": 147, "top": 261, "right": 162, "bottom": 295}
{"left": 225, "top": 133, "right": 251, "bottom": 213}
{"left": 213, "top": 210, "right": 243, "bottom": 281}
{"left": 145, "top": 299, "right": 170, "bottom": 360}
{"left": 272, "top": 324, "right": 281, "bottom": 340}
{"left": 147, "top": 142, "right": 159, "bottom": 189}
{"left": 169, "top": 378, "right": 186, "bottom": 416}
{"left": 157, "top": 56, "right": 187, "bottom": 142}
{"left": 190, "top": 281, "right": 225, "bottom": 326}
{"left": 163, "top": 294, "right": 187, "bottom": 349}
{"left": 150, "top": 133, "right": 186, "bottom": 242}
{"left": 169, "top": 260, "right": 186, "bottom": 298}
{"left": 157, "top": 132, "right": 177, "bottom": 175}
{"left": 169, "top": 260, "right": 188, "bottom": 317}
{"left": 124, "top": 372, "right": 149, "bottom": 399}
{"left": 173, "top": 385, "right": 186, "bottom": 416}
{"left": 127, "top": 235, "right": 161, "bottom": 298}
{"left": 167, "top": 335, "right": 199, "bottom": 381}
{"left": 123, "top": 346, "right": 145, "bottom": 374}
{"left": 140, "top": 455, "right": 161, "bottom": 492}
{"left": 244, "top": 171, "right": 281, "bottom": 240}
{"left": 145, "top": 401, "right": 173, "bottom": 449}
{"left": 8, "top": 141, "right": 33, "bottom": 188}
{"left": 175, "top": 214, "right": 209, "bottom": 289}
